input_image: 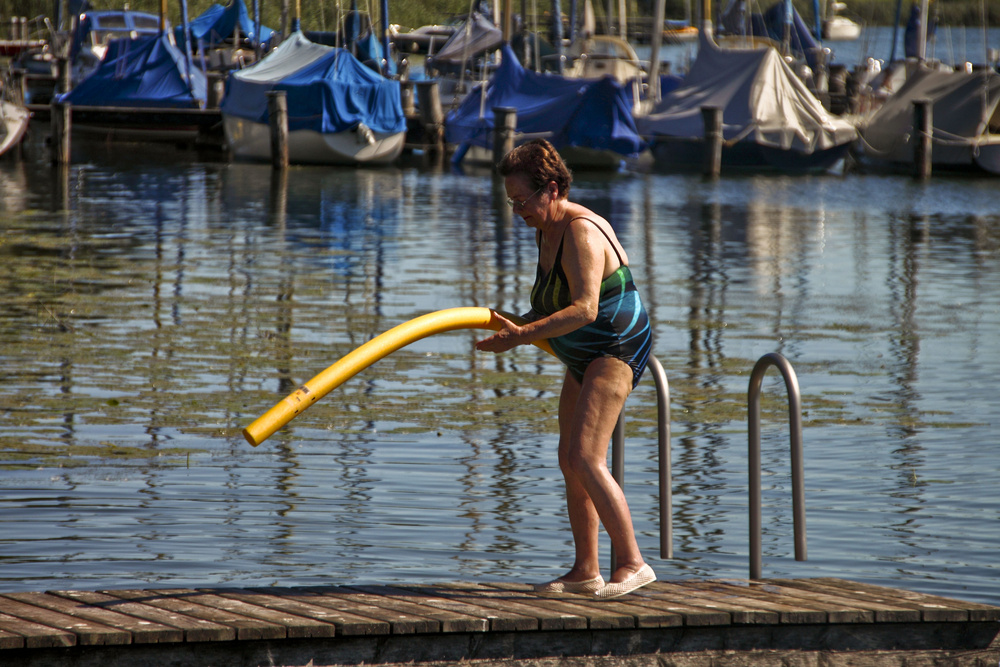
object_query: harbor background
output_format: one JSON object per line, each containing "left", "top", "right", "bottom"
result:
{"left": 1, "top": 116, "right": 998, "bottom": 606}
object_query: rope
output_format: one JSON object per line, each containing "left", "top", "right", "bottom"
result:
{"left": 722, "top": 122, "right": 758, "bottom": 147}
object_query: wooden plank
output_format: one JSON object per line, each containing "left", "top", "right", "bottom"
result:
{"left": 809, "top": 578, "right": 999, "bottom": 622}
{"left": 479, "top": 582, "right": 647, "bottom": 629}
{"left": 279, "top": 587, "right": 438, "bottom": 634}
{"left": 184, "top": 589, "right": 336, "bottom": 639}
{"left": 639, "top": 581, "right": 780, "bottom": 625}
{"left": 0, "top": 611, "right": 72, "bottom": 649}
{"left": 394, "top": 585, "right": 540, "bottom": 631}
{"left": 771, "top": 579, "right": 964, "bottom": 623}
{"left": 760, "top": 579, "right": 929, "bottom": 622}
{"left": 719, "top": 581, "right": 877, "bottom": 623}
{"left": 688, "top": 579, "right": 909, "bottom": 623}
{"left": 421, "top": 582, "right": 589, "bottom": 631}
{"left": 659, "top": 580, "right": 829, "bottom": 624}
{"left": 0, "top": 624, "right": 24, "bottom": 650}
{"left": 48, "top": 590, "right": 232, "bottom": 643}
{"left": 6, "top": 591, "right": 183, "bottom": 644}
{"left": 101, "top": 589, "right": 283, "bottom": 641}
{"left": 491, "top": 580, "right": 732, "bottom": 627}
{"left": 213, "top": 588, "right": 386, "bottom": 636}
{"left": 342, "top": 585, "right": 489, "bottom": 633}
{"left": 0, "top": 595, "right": 129, "bottom": 645}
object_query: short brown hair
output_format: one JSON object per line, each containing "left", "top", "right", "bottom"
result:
{"left": 497, "top": 139, "right": 572, "bottom": 198}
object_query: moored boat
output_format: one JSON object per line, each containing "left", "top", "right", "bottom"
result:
{"left": 221, "top": 31, "right": 406, "bottom": 165}
{"left": 856, "top": 64, "right": 1000, "bottom": 175}
{"left": 636, "top": 32, "right": 857, "bottom": 173}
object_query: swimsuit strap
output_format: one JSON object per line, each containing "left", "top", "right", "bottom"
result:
{"left": 537, "top": 217, "right": 627, "bottom": 267}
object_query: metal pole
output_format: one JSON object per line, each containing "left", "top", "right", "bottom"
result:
{"left": 747, "top": 352, "right": 805, "bottom": 579}
{"left": 610, "top": 409, "right": 624, "bottom": 572}
{"left": 648, "top": 356, "right": 672, "bottom": 559}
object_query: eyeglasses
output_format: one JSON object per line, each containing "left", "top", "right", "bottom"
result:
{"left": 506, "top": 185, "right": 544, "bottom": 209}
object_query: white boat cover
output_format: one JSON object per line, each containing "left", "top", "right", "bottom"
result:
{"left": 636, "top": 34, "right": 856, "bottom": 154}
{"left": 860, "top": 65, "right": 1000, "bottom": 165}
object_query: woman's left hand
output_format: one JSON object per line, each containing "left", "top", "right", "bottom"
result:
{"left": 475, "top": 311, "right": 524, "bottom": 353}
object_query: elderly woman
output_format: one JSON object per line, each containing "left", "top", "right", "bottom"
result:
{"left": 475, "top": 140, "right": 655, "bottom": 599}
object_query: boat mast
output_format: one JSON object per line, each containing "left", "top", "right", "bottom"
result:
{"left": 916, "top": 0, "right": 928, "bottom": 60}
{"left": 648, "top": 0, "right": 665, "bottom": 103}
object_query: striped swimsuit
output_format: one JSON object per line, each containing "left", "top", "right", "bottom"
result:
{"left": 529, "top": 218, "right": 652, "bottom": 388}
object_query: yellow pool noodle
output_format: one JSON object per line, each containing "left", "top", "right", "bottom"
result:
{"left": 243, "top": 307, "right": 553, "bottom": 446}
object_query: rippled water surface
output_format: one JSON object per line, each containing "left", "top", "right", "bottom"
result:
{"left": 0, "top": 136, "right": 998, "bottom": 605}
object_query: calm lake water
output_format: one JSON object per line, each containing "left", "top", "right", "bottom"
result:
{"left": 1, "top": 88, "right": 999, "bottom": 605}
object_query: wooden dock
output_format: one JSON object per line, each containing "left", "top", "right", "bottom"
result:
{"left": 0, "top": 577, "right": 995, "bottom": 666}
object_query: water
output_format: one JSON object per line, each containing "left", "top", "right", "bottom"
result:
{"left": 0, "top": 131, "right": 998, "bottom": 605}
{"left": 644, "top": 25, "right": 1000, "bottom": 73}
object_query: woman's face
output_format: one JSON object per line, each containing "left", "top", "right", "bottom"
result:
{"left": 504, "top": 173, "right": 549, "bottom": 228}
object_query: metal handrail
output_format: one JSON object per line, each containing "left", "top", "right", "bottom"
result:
{"left": 610, "top": 355, "right": 672, "bottom": 571}
{"left": 748, "top": 352, "right": 806, "bottom": 580}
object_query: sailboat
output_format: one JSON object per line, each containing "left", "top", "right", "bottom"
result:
{"left": 221, "top": 31, "right": 406, "bottom": 165}
{"left": 445, "top": 43, "right": 646, "bottom": 169}
{"left": 636, "top": 28, "right": 857, "bottom": 173}
{"left": 856, "top": 66, "right": 1000, "bottom": 175}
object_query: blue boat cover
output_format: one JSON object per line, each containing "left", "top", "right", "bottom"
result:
{"left": 720, "top": 0, "right": 821, "bottom": 67}
{"left": 58, "top": 33, "right": 207, "bottom": 108}
{"left": 221, "top": 31, "right": 405, "bottom": 135}
{"left": 444, "top": 43, "right": 645, "bottom": 157}
{"left": 178, "top": 0, "right": 275, "bottom": 49}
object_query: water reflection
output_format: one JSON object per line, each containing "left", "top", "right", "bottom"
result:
{"left": 0, "top": 151, "right": 998, "bottom": 602}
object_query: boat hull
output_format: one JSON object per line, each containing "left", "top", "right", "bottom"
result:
{"left": 459, "top": 143, "right": 630, "bottom": 171}
{"left": 650, "top": 137, "right": 850, "bottom": 173}
{"left": 0, "top": 101, "right": 29, "bottom": 156}
{"left": 223, "top": 115, "right": 405, "bottom": 165}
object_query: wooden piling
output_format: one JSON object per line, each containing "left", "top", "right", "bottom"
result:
{"left": 493, "top": 106, "right": 517, "bottom": 166}
{"left": 702, "top": 106, "right": 722, "bottom": 177}
{"left": 57, "top": 57, "right": 71, "bottom": 96}
{"left": 914, "top": 99, "right": 932, "bottom": 179}
{"left": 50, "top": 101, "right": 71, "bottom": 165}
{"left": 206, "top": 72, "right": 226, "bottom": 109}
{"left": 267, "top": 90, "right": 288, "bottom": 170}
{"left": 400, "top": 81, "right": 415, "bottom": 118}
{"left": 416, "top": 81, "right": 444, "bottom": 155}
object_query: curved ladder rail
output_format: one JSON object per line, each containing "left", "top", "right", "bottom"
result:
{"left": 748, "top": 352, "right": 806, "bottom": 580}
{"left": 610, "top": 355, "right": 672, "bottom": 570}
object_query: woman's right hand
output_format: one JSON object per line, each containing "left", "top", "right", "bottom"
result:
{"left": 475, "top": 311, "right": 524, "bottom": 353}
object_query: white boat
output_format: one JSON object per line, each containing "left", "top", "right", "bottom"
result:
{"left": 223, "top": 116, "right": 405, "bottom": 165}
{"left": 822, "top": 2, "right": 861, "bottom": 41}
{"left": 635, "top": 32, "right": 858, "bottom": 173}
{"left": 857, "top": 64, "right": 1000, "bottom": 175}
{"left": 0, "top": 100, "right": 29, "bottom": 156}
{"left": 221, "top": 31, "right": 406, "bottom": 166}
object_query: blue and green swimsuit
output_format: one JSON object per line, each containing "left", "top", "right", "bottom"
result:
{"left": 529, "top": 218, "right": 652, "bottom": 388}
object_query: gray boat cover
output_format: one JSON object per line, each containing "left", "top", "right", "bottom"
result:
{"left": 427, "top": 12, "right": 502, "bottom": 68}
{"left": 860, "top": 65, "right": 1000, "bottom": 165}
{"left": 636, "top": 34, "right": 856, "bottom": 154}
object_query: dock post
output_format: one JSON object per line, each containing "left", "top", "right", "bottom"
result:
{"left": 416, "top": 81, "right": 444, "bottom": 155}
{"left": 57, "top": 57, "right": 71, "bottom": 95}
{"left": 267, "top": 90, "right": 289, "bottom": 170}
{"left": 914, "top": 99, "right": 932, "bottom": 179}
{"left": 701, "top": 106, "right": 722, "bottom": 178}
{"left": 51, "top": 101, "right": 71, "bottom": 164}
{"left": 206, "top": 72, "right": 226, "bottom": 109}
{"left": 400, "top": 81, "right": 415, "bottom": 118}
{"left": 493, "top": 106, "right": 517, "bottom": 166}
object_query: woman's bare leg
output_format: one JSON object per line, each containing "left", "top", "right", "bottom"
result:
{"left": 558, "top": 357, "right": 646, "bottom": 583}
